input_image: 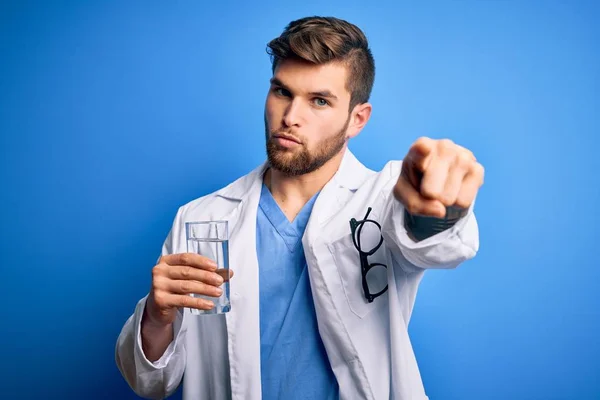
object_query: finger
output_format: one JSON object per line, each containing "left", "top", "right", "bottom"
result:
{"left": 166, "top": 280, "right": 224, "bottom": 297}
{"left": 406, "top": 137, "right": 436, "bottom": 171}
{"left": 440, "top": 163, "right": 469, "bottom": 206}
{"left": 215, "top": 268, "right": 234, "bottom": 282}
{"left": 167, "top": 266, "right": 225, "bottom": 286}
{"left": 394, "top": 175, "right": 446, "bottom": 218}
{"left": 420, "top": 157, "right": 450, "bottom": 200}
{"left": 164, "top": 293, "right": 215, "bottom": 310}
{"left": 455, "top": 163, "right": 484, "bottom": 209}
{"left": 401, "top": 157, "right": 423, "bottom": 190}
{"left": 160, "top": 253, "right": 218, "bottom": 271}
{"left": 464, "top": 148, "right": 476, "bottom": 162}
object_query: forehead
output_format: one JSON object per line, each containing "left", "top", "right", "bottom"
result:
{"left": 273, "top": 59, "right": 350, "bottom": 98}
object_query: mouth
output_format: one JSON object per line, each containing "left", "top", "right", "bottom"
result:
{"left": 273, "top": 133, "right": 301, "bottom": 144}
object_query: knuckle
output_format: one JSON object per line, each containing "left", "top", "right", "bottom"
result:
{"left": 195, "top": 270, "right": 208, "bottom": 283}
{"left": 465, "top": 149, "right": 476, "bottom": 160}
{"left": 178, "top": 295, "right": 191, "bottom": 308}
{"left": 179, "top": 253, "right": 191, "bottom": 266}
{"left": 456, "top": 152, "right": 473, "bottom": 168}
{"left": 153, "top": 292, "right": 167, "bottom": 307}
{"left": 201, "top": 270, "right": 215, "bottom": 284}
{"left": 196, "top": 299, "right": 207, "bottom": 310}
{"left": 199, "top": 299, "right": 213, "bottom": 310}
{"left": 421, "top": 184, "right": 439, "bottom": 199}
{"left": 179, "top": 280, "right": 193, "bottom": 293}
{"left": 404, "top": 199, "right": 421, "bottom": 215}
{"left": 440, "top": 194, "right": 456, "bottom": 206}
{"left": 152, "top": 265, "right": 165, "bottom": 280}
{"left": 153, "top": 275, "right": 167, "bottom": 290}
{"left": 439, "top": 138, "right": 454, "bottom": 150}
{"left": 181, "top": 265, "right": 193, "bottom": 279}
{"left": 455, "top": 197, "right": 471, "bottom": 209}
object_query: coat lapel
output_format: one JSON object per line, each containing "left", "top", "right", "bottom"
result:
{"left": 308, "top": 148, "right": 375, "bottom": 229}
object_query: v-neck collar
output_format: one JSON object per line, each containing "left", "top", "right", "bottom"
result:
{"left": 259, "top": 183, "right": 319, "bottom": 252}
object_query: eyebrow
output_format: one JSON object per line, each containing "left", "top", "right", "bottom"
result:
{"left": 270, "top": 77, "right": 339, "bottom": 101}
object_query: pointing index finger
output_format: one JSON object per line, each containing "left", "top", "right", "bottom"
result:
{"left": 160, "top": 253, "right": 218, "bottom": 271}
{"left": 407, "top": 137, "right": 436, "bottom": 171}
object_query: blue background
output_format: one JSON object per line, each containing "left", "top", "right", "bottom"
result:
{"left": 1, "top": 1, "right": 598, "bottom": 399}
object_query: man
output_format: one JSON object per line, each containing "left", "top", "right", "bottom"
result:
{"left": 116, "top": 16, "right": 484, "bottom": 400}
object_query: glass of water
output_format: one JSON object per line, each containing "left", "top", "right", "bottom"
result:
{"left": 185, "top": 221, "right": 230, "bottom": 315}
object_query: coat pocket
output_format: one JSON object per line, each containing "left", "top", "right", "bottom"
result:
{"left": 327, "top": 233, "right": 388, "bottom": 319}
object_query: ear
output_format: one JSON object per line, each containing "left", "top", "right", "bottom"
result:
{"left": 346, "top": 102, "right": 372, "bottom": 140}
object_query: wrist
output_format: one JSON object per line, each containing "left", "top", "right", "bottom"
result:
{"left": 141, "top": 301, "right": 172, "bottom": 332}
{"left": 404, "top": 205, "right": 467, "bottom": 241}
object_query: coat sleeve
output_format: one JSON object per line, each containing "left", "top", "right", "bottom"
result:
{"left": 115, "top": 208, "right": 189, "bottom": 399}
{"left": 380, "top": 162, "right": 480, "bottom": 273}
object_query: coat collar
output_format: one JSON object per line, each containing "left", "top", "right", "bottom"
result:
{"left": 215, "top": 148, "right": 373, "bottom": 202}
{"left": 330, "top": 148, "right": 374, "bottom": 191}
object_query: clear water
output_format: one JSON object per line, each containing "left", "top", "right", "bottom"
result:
{"left": 186, "top": 238, "right": 230, "bottom": 315}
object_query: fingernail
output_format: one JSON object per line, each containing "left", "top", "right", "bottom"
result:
{"left": 215, "top": 288, "right": 223, "bottom": 295}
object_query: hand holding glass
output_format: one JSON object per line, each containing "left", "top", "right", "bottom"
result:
{"left": 185, "top": 221, "right": 231, "bottom": 315}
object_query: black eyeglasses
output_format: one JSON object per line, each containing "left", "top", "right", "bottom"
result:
{"left": 349, "top": 207, "right": 388, "bottom": 303}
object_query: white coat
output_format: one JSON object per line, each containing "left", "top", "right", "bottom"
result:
{"left": 115, "top": 149, "right": 479, "bottom": 400}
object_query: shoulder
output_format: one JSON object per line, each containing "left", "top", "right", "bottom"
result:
{"left": 175, "top": 161, "right": 267, "bottom": 221}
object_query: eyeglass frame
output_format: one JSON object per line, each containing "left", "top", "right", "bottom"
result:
{"left": 349, "top": 207, "right": 388, "bottom": 303}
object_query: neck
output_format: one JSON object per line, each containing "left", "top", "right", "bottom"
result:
{"left": 263, "top": 147, "right": 346, "bottom": 221}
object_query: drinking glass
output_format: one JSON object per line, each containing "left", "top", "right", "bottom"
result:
{"left": 185, "top": 221, "right": 230, "bottom": 315}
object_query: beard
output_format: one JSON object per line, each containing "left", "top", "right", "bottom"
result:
{"left": 265, "top": 115, "right": 350, "bottom": 177}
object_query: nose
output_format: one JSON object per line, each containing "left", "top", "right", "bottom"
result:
{"left": 283, "top": 98, "right": 303, "bottom": 128}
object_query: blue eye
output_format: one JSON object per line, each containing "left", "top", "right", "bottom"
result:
{"left": 314, "top": 98, "right": 328, "bottom": 107}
